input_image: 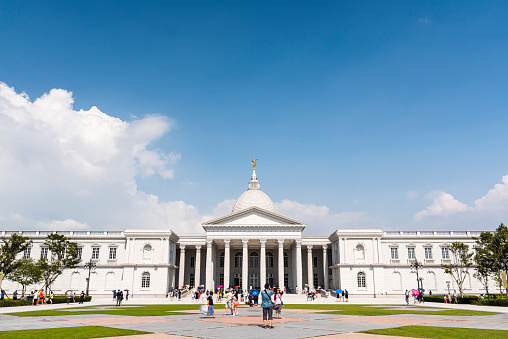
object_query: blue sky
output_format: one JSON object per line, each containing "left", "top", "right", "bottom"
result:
{"left": 1, "top": 1, "right": 508, "bottom": 234}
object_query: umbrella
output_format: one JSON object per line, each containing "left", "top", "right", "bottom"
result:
{"left": 250, "top": 290, "right": 259, "bottom": 297}
{"left": 216, "top": 285, "right": 223, "bottom": 288}
{"left": 411, "top": 289, "right": 419, "bottom": 296}
{"left": 199, "top": 305, "right": 208, "bottom": 315}
{"left": 336, "top": 289, "right": 342, "bottom": 294}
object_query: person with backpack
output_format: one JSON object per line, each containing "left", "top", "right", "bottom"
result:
{"left": 261, "top": 283, "right": 275, "bottom": 329}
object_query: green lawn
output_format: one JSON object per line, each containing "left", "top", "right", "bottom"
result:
{"left": 8, "top": 304, "right": 198, "bottom": 317}
{"left": 0, "top": 326, "right": 148, "bottom": 339}
{"left": 362, "top": 326, "right": 508, "bottom": 339}
{"left": 8, "top": 303, "right": 500, "bottom": 318}
{"left": 283, "top": 304, "right": 500, "bottom": 317}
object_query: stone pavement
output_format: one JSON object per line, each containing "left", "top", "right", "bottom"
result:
{"left": 2, "top": 304, "right": 508, "bottom": 339}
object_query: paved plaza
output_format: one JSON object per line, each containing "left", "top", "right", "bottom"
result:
{"left": 1, "top": 296, "right": 508, "bottom": 338}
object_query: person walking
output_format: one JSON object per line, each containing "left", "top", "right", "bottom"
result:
{"left": 113, "top": 290, "right": 117, "bottom": 301}
{"left": 453, "top": 290, "right": 458, "bottom": 304}
{"left": 275, "top": 288, "right": 283, "bottom": 319}
{"left": 79, "top": 291, "right": 85, "bottom": 304}
{"left": 341, "top": 289, "right": 345, "bottom": 302}
{"left": 66, "top": 290, "right": 71, "bottom": 305}
{"left": 261, "top": 283, "right": 275, "bottom": 329}
{"left": 49, "top": 291, "right": 54, "bottom": 304}
{"left": 345, "top": 289, "right": 349, "bottom": 302}
{"left": 207, "top": 292, "right": 215, "bottom": 318}
{"left": 405, "top": 290, "right": 410, "bottom": 305}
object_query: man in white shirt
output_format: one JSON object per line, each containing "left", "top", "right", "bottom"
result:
{"left": 224, "top": 289, "right": 233, "bottom": 315}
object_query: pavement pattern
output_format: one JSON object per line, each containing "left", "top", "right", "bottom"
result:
{"left": 2, "top": 305, "right": 508, "bottom": 339}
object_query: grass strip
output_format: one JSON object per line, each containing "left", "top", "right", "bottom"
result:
{"left": 0, "top": 326, "right": 149, "bottom": 339}
{"left": 282, "top": 304, "right": 500, "bottom": 316}
{"left": 362, "top": 325, "right": 508, "bottom": 339}
{"left": 8, "top": 304, "right": 199, "bottom": 317}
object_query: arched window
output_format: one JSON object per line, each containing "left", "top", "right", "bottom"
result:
{"left": 355, "top": 244, "right": 365, "bottom": 261}
{"left": 266, "top": 252, "right": 274, "bottom": 267}
{"left": 283, "top": 252, "right": 288, "bottom": 268}
{"left": 220, "top": 252, "right": 225, "bottom": 268}
{"left": 249, "top": 252, "right": 259, "bottom": 268}
{"left": 357, "top": 272, "right": 366, "bottom": 288}
{"left": 141, "top": 272, "right": 150, "bottom": 288}
{"left": 235, "top": 252, "right": 243, "bottom": 267}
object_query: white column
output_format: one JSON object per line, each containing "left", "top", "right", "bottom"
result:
{"left": 260, "top": 239, "right": 267, "bottom": 288}
{"left": 205, "top": 240, "right": 213, "bottom": 291}
{"left": 296, "top": 241, "right": 302, "bottom": 293}
{"left": 322, "top": 245, "right": 329, "bottom": 290}
{"left": 178, "top": 245, "right": 186, "bottom": 288}
{"left": 307, "top": 245, "right": 313, "bottom": 288}
{"left": 195, "top": 245, "right": 202, "bottom": 288}
{"left": 242, "top": 240, "right": 249, "bottom": 291}
{"left": 224, "top": 240, "right": 231, "bottom": 289}
{"left": 278, "top": 240, "right": 284, "bottom": 289}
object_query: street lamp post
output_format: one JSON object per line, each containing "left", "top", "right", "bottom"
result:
{"left": 446, "top": 281, "right": 451, "bottom": 295}
{"left": 84, "top": 258, "right": 97, "bottom": 297}
{"left": 410, "top": 258, "right": 424, "bottom": 290}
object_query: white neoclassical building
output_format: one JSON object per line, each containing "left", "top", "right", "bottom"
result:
{"left": 1, "top": 167, "right": 491, "bottom": 297}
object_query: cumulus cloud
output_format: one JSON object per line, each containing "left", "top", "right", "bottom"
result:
{"left": 413, "top": 175, "right": 508, "bottom": 228}
{"left": 413, "top": 191, "right": 471, "bottom": 221}
{"left": 0, "top": 81, "right": 206, "bottom": 235}
{"left": 275, "top": 200, "right": 386, "bottom": 234}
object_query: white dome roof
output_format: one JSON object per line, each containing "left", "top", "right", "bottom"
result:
{"left": 232, "top": 169, "right": 277, "bottom": 213}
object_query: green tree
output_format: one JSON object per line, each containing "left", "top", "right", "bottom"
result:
{"left": 474, "top": 224, "right": 508, "bottom": 297}
{"left": 9, "top": 257, "right": 43, "bottom": 296}
{"left": 0, "top": 233, "right": 32, "bottom": 278}
{"left": 441, "top": 242, "right": 474, "bottom": 296}
{"left": 37, "top": 233, "right": 81, "bottom": 295}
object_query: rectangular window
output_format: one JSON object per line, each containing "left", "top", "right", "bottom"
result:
{"left": 313, "top": 273, "right": 318, "bottom": 287}
{"left": 390, "top": 247, "right": 399, "bottom": 260}
{"left": 235, "top": 255, "right": 242, "bottom": 267}
{"left": 266, "top": 255, "right": 274, "bottom": 268}
{"left": 189, "top": 274, "right": 195, "bottom": 288}
{"left": 24, "top": 247, "right": 31, "bottom": 258}
{"left": 219, "top": 273, "right": 224, "bottom": 286}
{"left": 249, "top": 255, "right": 259, "bottom": 268}
{"left": 407, "top": 247, "right": 415, "bottom": 259}
{"left": 78, "top": 247, "right": 83, "bottom": 260}
{"left": 284, "top": 273, "right": 289, "bottom": 287}
{"left": 219, "top": 254, "right": 224, "bottom": 267}
{"left": 284, "top": 254, "right": 288, "bottom": 268}
{"left": 313, "top": 256, "right": 318, "bottom": 267}
{"left": 425, "top": 247, "right": 433, "bottom": 259}
{"left": 40, "top": 247, "right": 48, "bottom": 259}
{"left": 249, "top": 273, "right": 259, "bottom": 288}
{"left": 109, "top": 247, "right": 117, "bottom": 260}
{"left": 441, "top": 247, "right": 449, "bottom": 259}
{"left": 190, "top": 256, "right": 195, "bottom": 268}
{"left": 92, "top": 247, "right": 100, "bottom": 260}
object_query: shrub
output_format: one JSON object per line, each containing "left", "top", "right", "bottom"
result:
{"left": 472, "top": 298, "right": 508, "bottom": 307}
{"left": 423, "top": 294, "right": 479, "bottom": 304}
{"left": 50, "top": 295, "right": 92, "bottom": 304}
{"left": 0, "top": 299, "right": 32, "bottom": 307}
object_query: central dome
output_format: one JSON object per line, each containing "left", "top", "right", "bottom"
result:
{"left": 232, "top": 169, "right": 277, "bottom": 213}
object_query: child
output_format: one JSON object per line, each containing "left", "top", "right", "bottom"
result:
{"left": 207, "top": 292, "right": 215, "bottom": 318}
{"left": 444, "top": 295, "right": 448, "bottom": 303}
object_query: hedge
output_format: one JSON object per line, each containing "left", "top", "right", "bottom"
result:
{"left": 472, "top": 298, "right": 508, "bottom": 307}
{"left": 51, "top": 295, "right": 92, "bottom": 304}
{"left": 423, "top": 294, "right": 479, "bottom": 304}
{"left": 0, "top": 300, "right": 32, "bottom": 307}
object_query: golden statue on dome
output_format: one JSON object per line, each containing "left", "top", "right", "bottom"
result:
{"left": 251, "top": 158, "right": 258, "bottom": 170}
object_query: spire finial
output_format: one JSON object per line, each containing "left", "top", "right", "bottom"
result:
{"left": 251, "top": 158, "right": 258, "bottom": 170}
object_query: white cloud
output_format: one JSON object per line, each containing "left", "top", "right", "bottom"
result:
{"left": 0, "top": 81, "right": 202, "bottom": 235}
{"left": 275, "top": 200, "right": 386, "bottom": 234}
{"left": 413, "top": 191, "right": 471, "bottom": 222}
{"left": 413, "top": 175, "right": 508, "bottom": 228}
{"left": 418, "top": 17, "right": 430, "bottom": 25}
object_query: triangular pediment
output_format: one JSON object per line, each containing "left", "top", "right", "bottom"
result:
{"left": 202, "top": 206, "right": 306, "bottom": 227}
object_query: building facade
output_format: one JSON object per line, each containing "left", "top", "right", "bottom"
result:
{"left": 1, "top": 168, "right": 490, "bottom": 297}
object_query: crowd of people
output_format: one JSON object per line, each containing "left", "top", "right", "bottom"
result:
{"left": 0, "top": 288, "right": 86, "bottom": 305}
